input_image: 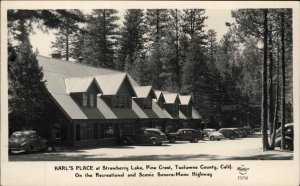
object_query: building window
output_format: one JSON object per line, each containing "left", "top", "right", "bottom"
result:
{"left": 82, "top": 93, "right": 88, "bottom": 106}
{"left": 100, "top": 123, "right": 117, "bottom": 138}
{"left": 112, "top": 95, "right": 132, "bottom": 108}
{"left": 143, "top": 98, "right": 152, "bottom": 109}
{"left": 89, "top": 93, "right": 94, "bottom": 107}
{"left": 52, "top": 123, "right": 67, "bottom": 141}
{"left": 174, "top": 103, "right": 179, "bottom": 116}
{"left": 75, "top": 123, "right": 97, "bottom": 141}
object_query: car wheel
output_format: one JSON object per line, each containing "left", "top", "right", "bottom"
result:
{"left": 26, "top": 145, "right": 33, "bottom": 154}
{"left": 150, "top": 139, "right": 158, "bottom": 146}
{"left": 217, "top": 139, "right": 220, "bottom": 141}
{"left": 210, "top": 136, "right": 215, "bottom": 141}
{"left": 193, "top": 137, "right": 198, "bottom": 143}
{"left": 43, "top": 143, "right": 49, "bottom": 152}
{"left": 122, "top": 138, "right": 129, "bottom": 145}
{"left": 283, "top": 141, "right": 293, "bottom": 151}
{"left": 230, "top": 136, "right": 235, "bottom": 140}
{"left": 169, "top": 138, "right": 175, "bottom": 143}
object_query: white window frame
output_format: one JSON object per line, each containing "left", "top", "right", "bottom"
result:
{"left": 83, "top": 93, "right": 88, "bottom": 107}
{"left": 89, "top": 93, "right": 94, "bottom": 107}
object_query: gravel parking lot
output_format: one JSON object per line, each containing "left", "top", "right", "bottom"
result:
{"left": 9, "top": 134, "right": 293, "bottom": 161}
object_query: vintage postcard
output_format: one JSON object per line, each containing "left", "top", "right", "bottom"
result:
{"left": 1, "top": 1, "right": 299, "bottom": 186}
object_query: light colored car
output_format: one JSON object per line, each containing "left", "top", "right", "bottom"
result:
{"left": 9, "top": 130, "right": 48, "bottom": 154}
{"left": 208, "top": 131, "right": 225, "bottom": 141}
{"left": 203, "top": 128, "right": 217, "bottom": 137}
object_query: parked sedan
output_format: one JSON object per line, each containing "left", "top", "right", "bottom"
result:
{"left": 274, "top": 123, "right": 293, "bottom": 151}
{"left": 167, "top": 128, "right": 202, "bottom": 143}
{"left": 121, "top": 128, "right": 167, "bottom": 146}
{"left": 218, "top": 128, "right": 239, "bottom": 140}
{"left": 208, "top": 131, "right": 225, "bottom": 141}
{"left": 9, "top": 130, "right": 48, "bottom": 154}
{"left": 202, "top": 128, "right": 217, "bottom": 137}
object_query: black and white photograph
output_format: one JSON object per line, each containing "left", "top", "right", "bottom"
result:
{"left": 1, "top": 1, "right": 299, "bottom": 186}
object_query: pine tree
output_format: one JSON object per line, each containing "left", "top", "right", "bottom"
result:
{"left": 51, "top": 10, "right": 85, "bottom": 61}
{"left": 8, "top": 40, "right": 48, "bottom": 129}
{"left": 117, "top": 9, "right": 145, "bottom": 70}
{"left": 83, "top": 9, "right": 120, "bottom": 68}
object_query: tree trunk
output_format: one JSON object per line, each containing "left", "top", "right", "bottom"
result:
{"left": 66, "top": 19, "right": 69, "bottom": 61}
{"left": 280, "top": 12, "right": 286, "bottom": 150}
{"left": 268, "top": 25, "right": 274, "bottom": 148}
{"left": 261, "top": 9, "right": 270, "bottom": 151}
{"left": 175, "top": 9, "right": 180, "bottom": 89}
{"left": 270, "top": 40, "right": 280, "bottom": 149}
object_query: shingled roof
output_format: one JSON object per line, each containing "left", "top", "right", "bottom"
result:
{"left": 65, "top": 76, "right": 97, "bottom": 94}
{"left": 179, "top": 95, "right": 192, "bottom": 105}
{"left": 37, "top": 55, "right": 169, "bottom": 120}
{"left": 134, "top": 86, "right": 156, "bottom": 99}
{"left": 162, "top": 92, "right": 180, "bottom": 104}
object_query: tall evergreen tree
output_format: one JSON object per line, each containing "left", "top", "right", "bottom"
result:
{"left": 8, "top": 40, "right": 48, "bottom": 129}
{"left": 51, "top": 10, "right": 85, "bottom": 61}
{"left": 117, "top": 9, "right": 145, "bottom": 70}
{"left": 145, "top": 9, "right": 169, "bottom": 89}
{"left": 82, "top": 9, "right": 119, "bottom": 68}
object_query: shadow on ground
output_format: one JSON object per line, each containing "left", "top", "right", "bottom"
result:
{"left": 9, "top": 151, "right": 293, "bottom": 161}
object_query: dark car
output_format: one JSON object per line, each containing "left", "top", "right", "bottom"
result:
{"left": 218, "top": 128, "right": 239, "bottom": 140}
{"left": 167, "top": 128, "right": 202, "bottom": 143}
{"left": 274, "top": 123, "right": 293, "bottom": 151}
{"left": 121, "top": 128, "right": 167, "bottom": 146}
{"left": 9, "top": 130, "right": 48, "bottom": 154}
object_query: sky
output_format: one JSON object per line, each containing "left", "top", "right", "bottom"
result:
{"left": 30, "top": 9, "right": 235, "bottom": 57}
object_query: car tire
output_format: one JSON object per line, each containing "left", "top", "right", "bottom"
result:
{"left": 210, "top": 136, "right": 215, "bottom": 141}
{"left": 230, "top": 136, "right": 235, "bottom": 140}
{"left": 283, "top": 141, "right": 293, "bottom": 151}
{"left": 217, "top": 139, "right": 220, "bottom": 141}
{"left": 150, "top": 139, "right": 158, "bottom": 146}
{"left": 122, "top": 138, "right": 130, "bottom": 145}
{"left": 192, "top": 137, "right": 198, "bottom": 143}
{"left": 26, "top": 145, "right": 33, "bottom": 154}
{"left": 43, "top": 143, "right": 49, "bottom": 152}
{"left": 169, "top": 138, "right": 175, "bottom": 143}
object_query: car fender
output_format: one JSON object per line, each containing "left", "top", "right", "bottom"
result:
{"left": 275, "top": 136, "right": 293, "bottom": 146}
{"left": 149, "top": 136, "right": 160, "bottom": 142}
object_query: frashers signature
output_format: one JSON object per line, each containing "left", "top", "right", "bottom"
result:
{"left": 237, "top": 165, "right": 249, "bottom": 175}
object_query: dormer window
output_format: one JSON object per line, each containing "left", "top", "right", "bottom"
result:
{"left": 112, "top": 95, "right": 132, "bottom": 108}
{"left": 143, "top": 98, "right": 152, "bottom": 109}
{"left": 83, "top": 93, "right": 88, "bottom": 107}
{"left": 89, "top": 93, "right": 94, "bottom": 107}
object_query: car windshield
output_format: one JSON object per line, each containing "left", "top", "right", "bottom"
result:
{"left": 11, "top": 132, "right": 34, "bottom": 138}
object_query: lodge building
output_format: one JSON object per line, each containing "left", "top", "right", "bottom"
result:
{"left": 25, "top": 56, "right": 203, "bottom": 146}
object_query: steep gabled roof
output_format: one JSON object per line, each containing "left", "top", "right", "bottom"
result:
{"left": 134, "top": 86, "right": 156, "bottom": 99}
{"left": 179, "top": 95, "right": 192, "bottom": 105}
{"left": 65, "top": 76, "right": 101, "bottom": 94}
{"left": 162, "top": 92, "right": 181, "bottom": 104}
{"left": 95, "top": 73, "right": 136, "bottom": 96}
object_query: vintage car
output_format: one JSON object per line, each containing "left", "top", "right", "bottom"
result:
{"left": 274, "top": 123, "right": 294, "bottom": 151}
{"left": 9, "top": 130, "right": 48, "bottom": 154}
{"left": 202, "top": 128, "right": 217, "bottom": 137}
{"left": 167, "top": 128, "right": 202, "bottom": 143}
{"left": 218, "top": 128, "right": 239, "bottom": 140}
{"left": 207, "top": 131, "right": 225, "bottom": 141}
{"left": 121, "top": 128, "right": 167, "bottom": 146}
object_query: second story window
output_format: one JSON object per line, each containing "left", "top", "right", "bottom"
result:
{"left": 112, "top": 95, "right": 132, "bottom": 108}
{"left": 82, "top": 93, "right": 88, "bottom": 107}
{"left": 143, "top": 98, "right": 152, "bottom": 109}
{"left": 89, "top": 94, "right": 94, "bottom": 107}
